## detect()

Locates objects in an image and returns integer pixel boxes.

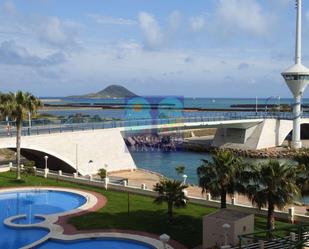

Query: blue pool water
[0,190,86,249]
[36,238,155,249]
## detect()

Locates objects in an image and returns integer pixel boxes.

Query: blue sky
[0,0,309,97]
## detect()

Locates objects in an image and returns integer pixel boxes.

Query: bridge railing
[0,112,306,138]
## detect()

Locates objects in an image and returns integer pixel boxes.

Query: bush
[98,168,107,180]
[175,165,185,175]
[22,161,35,176]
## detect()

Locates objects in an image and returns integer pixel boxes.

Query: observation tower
[282,0,309,149]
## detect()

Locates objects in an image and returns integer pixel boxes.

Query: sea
[41,97,304,119]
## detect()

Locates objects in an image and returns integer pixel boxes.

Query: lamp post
[104,163,108,177]
[159,234,170,249]
[104,163,109,190]
[88,160,93,177]
[182,174,187,185]
[278,96,281,113]
[44,155,49,178]
[222,223,231,246]
[265,96,275,114]
[255,96,258,115]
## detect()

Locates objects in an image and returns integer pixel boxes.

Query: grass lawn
[0,171,290,248]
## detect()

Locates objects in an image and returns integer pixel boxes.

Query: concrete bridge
[0,113,308,175]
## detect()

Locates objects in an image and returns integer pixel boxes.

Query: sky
[0,0,308,98]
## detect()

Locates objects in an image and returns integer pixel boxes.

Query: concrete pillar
[44,168,49,178]
[231,196,236,205]
[183,190,188,197]
[123,180,128,187]
[206,193,211,201]
[159,234,170,249]
[89,175,93,181]
[141,183,146,190]
[292,95,302,149]
[258,240,264,249]
[288,207,295,223]
[290,232,296,242]
[9,162,12,169]
[73,173,77,178]
[104,177,109,190]
[58,170,62,176]
[33,166,36,176]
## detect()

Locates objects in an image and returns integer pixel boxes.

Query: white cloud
[37,17,79,49]
[189,15,205,32]
[215,0,269,36]
[2,0,16,15]
[88,14,136,25]
[168,11,182,32]
[138,12,163,49]
[0,40,66,67]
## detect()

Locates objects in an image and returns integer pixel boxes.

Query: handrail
[0,112,308,138]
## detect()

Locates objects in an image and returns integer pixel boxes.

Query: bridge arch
[281,121,309,146]
[4,145,77,173]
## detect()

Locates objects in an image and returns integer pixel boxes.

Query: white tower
[282,0,309,149]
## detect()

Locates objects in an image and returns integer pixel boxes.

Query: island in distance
[68,84,138,99]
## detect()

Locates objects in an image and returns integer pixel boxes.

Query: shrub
[98,168,107,180]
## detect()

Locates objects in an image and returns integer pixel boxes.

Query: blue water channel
[0,190,86,249]
[130,149,211,184]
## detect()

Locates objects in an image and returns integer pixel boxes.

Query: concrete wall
[0,128,136,175]
[213,118,309,150]
[203,211,254,248]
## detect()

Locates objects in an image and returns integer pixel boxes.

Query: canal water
[129,149,211,185]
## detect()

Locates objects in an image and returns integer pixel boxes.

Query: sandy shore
[110,168,309,215]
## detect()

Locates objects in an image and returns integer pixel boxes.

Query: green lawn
[0,171,290,248]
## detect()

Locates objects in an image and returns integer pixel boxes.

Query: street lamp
[104,163,109,190]
[88,160,93,176]
[222,223,231,246]
[182,174,187,185]
[44,156,48,170]
[159,234,170,249]
[44,155,49,178]
[265,96,281,115]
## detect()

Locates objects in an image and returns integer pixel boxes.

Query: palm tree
[294,152,309,195]
[0,91,42,180]
[153,179,188,223]
[246,160,300,230]
[197,149,244,209]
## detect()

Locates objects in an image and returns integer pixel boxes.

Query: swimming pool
[36,238,156,249]
[0,188,86,249]
[0,187,172,249]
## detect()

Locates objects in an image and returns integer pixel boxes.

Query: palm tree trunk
[16,121,21,180]
[267,202,275,230]
[221,190,227,209]
[168,201,173,223]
